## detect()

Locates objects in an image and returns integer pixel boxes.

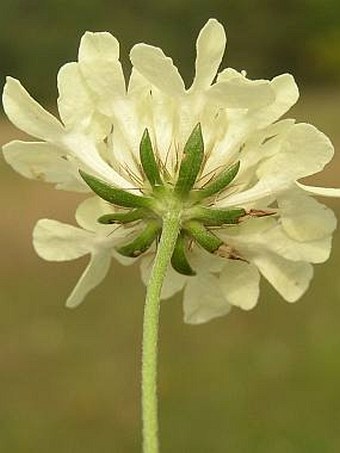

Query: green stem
[142,209,181,453]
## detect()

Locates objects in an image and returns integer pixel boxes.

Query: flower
[3,18,340,323]
[32,197,136,308]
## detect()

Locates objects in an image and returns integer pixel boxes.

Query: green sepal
[140,129,163,187]
[98,208,148,224]
[79,170,153,208]
[175,123,204,198]
[195,161,240,200]
[116,220,161,257]
[183,221,223,254]
[171,233,196,276]
[189,207,246,226]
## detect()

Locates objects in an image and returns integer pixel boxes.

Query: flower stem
[142,209,181,453]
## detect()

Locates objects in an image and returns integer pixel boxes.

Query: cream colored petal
[127,68,151,97]
[140,255,187,299]
[75,196,114,232]
[219,261,260,310]
[61,132,133,190]
[79,31,119,60]
[57,62,110,139]
[149,99,176,164]
[78,32,126,114]
[266,230,332,264]
[191,18,226,91]
[252,74,299,128]
[2,140,86,192]
[108,99,144,177]
[296,182,340,198]
[66,252,111,308]
[258,123,334,180]
[3,75,132,191]
[221,215,275,239]
[183,273,231,324]
[190,245,225,273]
[112,249,136,267]
[2,77,64,141]
[225,123,335,207]
[217,67,243,82]
[219,177,287,208]
[75,196,131,242]
[220,217,332,264]
[57,62,92,127]
[253,253,313,303]
[237,119,295,173]
[269,74,299,117]
[130,43,185,97]
[208,78,275,109]
[33,219,93,261]
[279,190,337,241]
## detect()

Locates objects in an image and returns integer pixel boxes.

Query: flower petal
[219,177,284,208]
[2,140,86,192]
[224,123,335,207]
[253,253,313,303]
[252,74,299,128]
[208,78,275,109]
[258,123,334,180]
[2,77,64,141]
[57,62,111,139]
[66,252,111,308]
[183,273,231,324]
[191,18,226,91]
[220,217,332,264]
[297,182,340,198]
[219,261,260,310]
[78,32,126,114]
[61,132,133,190]
[130,43,185,97]
[75,196,125,236]
[108,99,145,177]
[128,68,151,98]
[265,229,333,264]
[33,219,93,261]
[279,190,337,241]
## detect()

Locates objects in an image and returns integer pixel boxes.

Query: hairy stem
[142,209,181,453]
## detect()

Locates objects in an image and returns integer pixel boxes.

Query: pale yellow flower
[3,19,339,323]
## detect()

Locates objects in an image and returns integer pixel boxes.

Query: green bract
[116,220,161,257]
[80,123,255,275]
[140,129,163,188]
[79,170,153,208]
[194,161,241,200]
[174,123,204,198]
[171,233,196,276]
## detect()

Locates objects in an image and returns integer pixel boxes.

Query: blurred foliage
[1,0,340,102]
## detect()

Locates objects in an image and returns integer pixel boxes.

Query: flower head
[3,18,340,323]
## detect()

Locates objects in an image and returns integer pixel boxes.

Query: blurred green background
[1,1,340,452]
